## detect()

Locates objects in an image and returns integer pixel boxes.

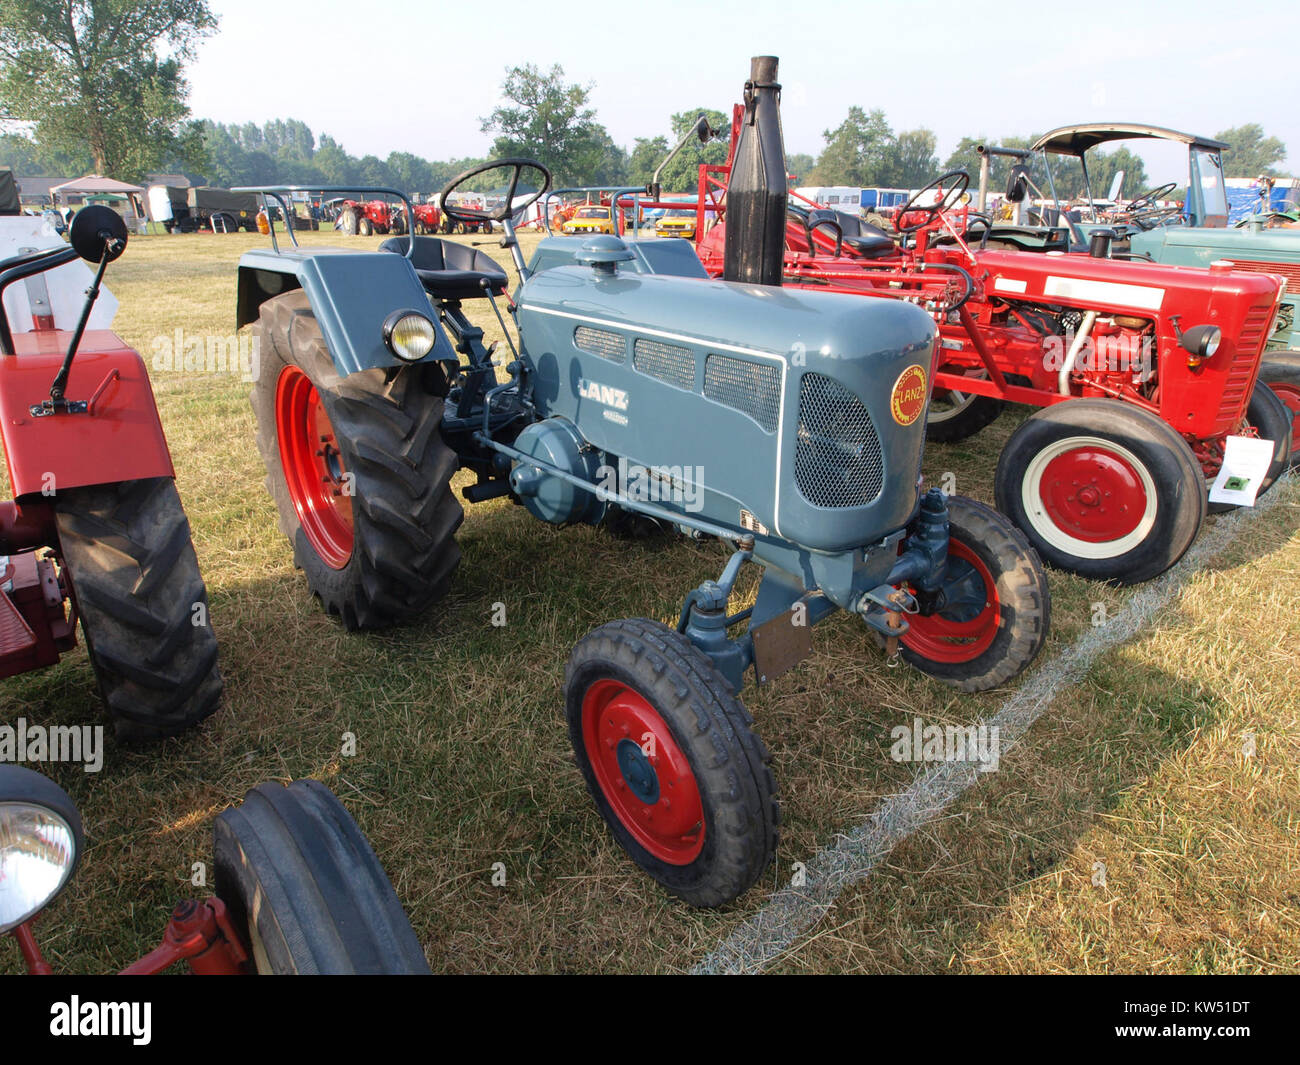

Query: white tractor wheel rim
[1020,435,1159,559]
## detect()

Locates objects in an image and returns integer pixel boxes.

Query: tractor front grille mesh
[574,326,627,363]
[633,338,695,390]
[794,372,884,508]
[703,355,781,432]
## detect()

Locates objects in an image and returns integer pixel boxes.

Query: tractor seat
[829,211,897,258]
[379,236,508,300]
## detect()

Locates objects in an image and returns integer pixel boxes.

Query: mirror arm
[48,244,112,403]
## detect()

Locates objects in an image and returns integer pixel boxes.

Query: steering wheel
[1124,182,1177,215]
[897,169,971,234]
[439,158,552,224]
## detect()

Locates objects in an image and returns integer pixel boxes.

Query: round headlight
[383,311,436,362]
[0,768,82,934]
[1179,324,1222,359]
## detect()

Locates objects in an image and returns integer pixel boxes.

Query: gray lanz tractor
[233,58,1050,906]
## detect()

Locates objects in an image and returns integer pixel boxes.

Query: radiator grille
[794,373,884,508]
[574,326,627,363]
[703,355,781,432]
[1221,258,1300,293]
[1217,305,1273,428]
[633,338,695,390]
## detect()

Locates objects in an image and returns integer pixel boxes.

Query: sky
[186,0,1299,184]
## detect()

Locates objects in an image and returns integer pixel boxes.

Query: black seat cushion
[379,236,508,300]
[803,208,898,259]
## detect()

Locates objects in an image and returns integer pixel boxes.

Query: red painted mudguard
[0,330,174,498]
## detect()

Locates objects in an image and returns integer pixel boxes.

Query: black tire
[252,291,463,629]
[1206,382,1292,513]
[925,370,1004,443]
[1257,351,1300,469]
[357,216,374,237]
[338,207,359,236]
[995,399,1205,584]
[213,779,430,974]
[53,477,222,741]
[565,618,778,908]
[899,495,1050,691]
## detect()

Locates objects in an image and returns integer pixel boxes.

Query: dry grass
[1,228,1297,974]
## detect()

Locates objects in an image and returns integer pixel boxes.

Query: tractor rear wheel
[214,779,430,974]
[994,399,1205,584]
[53,477,222,741]
[900,496,1049,691]
[251,291,462,629]
[1258,352,1300,469]
[338,207,359,236]
[565,618,778,908]
[925,369,1003,443]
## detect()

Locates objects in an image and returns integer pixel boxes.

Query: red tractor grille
[1217,305,1273,427]
[1221,258,1300,292]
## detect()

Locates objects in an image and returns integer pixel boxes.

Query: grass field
[2,228,1297,974]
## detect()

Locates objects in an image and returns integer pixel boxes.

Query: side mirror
[70,204,128,264]
[1005,165,1030,204]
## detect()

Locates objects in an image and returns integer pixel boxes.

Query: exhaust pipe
[723,56,787,287]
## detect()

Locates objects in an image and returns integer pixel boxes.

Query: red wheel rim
[581,678,705,865]
[1038,446,1148,543]
[902,541,1000,663]
[275,366,354,569]
[1268,382,1300,460]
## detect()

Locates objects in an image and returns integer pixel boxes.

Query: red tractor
[334,198,398,236]
[0,207,221,738]
[695,126,1299,584]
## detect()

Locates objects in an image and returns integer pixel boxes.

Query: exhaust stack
[723,56,787,287]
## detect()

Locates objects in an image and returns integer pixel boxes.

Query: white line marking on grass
[693,484,1292,975]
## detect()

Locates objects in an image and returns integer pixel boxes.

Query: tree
[785,152,815,184]
[0,0,217,180]
[1215,123,1288,177]
[480,63,618,186]
[880,128,939,187]
[808,107,894,186]
[628,135,670,187]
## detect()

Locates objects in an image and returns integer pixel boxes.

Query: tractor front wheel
[925,369,1003,443]
[357,216,374,237]
[213,779,430,973]
[53,477,222,741]
[565,618,778,908]
[1206,382,1292,513]
[995,399,1205,584]
[900,496,1049,691]
[1258,352,1300,469]
[252,291,463,629]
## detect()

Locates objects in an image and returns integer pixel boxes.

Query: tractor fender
[0,331,174,498]
[236,247,457,374]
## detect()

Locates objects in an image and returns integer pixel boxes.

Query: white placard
[0,216,118,333]
[1207,434,1277,506]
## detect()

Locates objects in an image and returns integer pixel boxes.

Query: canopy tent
[50,175,145,198]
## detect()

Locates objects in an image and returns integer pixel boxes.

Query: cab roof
[1030,124,1230,156]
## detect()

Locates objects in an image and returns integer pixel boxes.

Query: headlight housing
[0,767,83,934]
[382,310,436,362]
[1178,324,1222,359]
